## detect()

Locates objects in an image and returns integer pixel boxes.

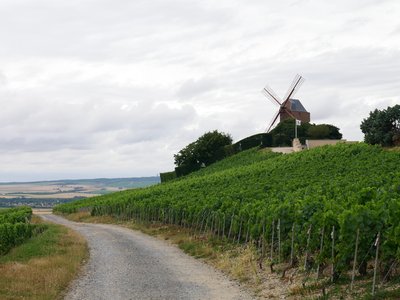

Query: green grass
[361,288,400,299]
[0,223,59,263]
[0,216,87,300]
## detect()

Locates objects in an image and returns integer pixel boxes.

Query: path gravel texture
[40,214,254,300]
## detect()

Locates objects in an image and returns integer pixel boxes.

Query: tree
[174,130,233,176]
[360,105,400,146]
[269,119,341,146]
[307,124,342,140]
[270,119,311,146]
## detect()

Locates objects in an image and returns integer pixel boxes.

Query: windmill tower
[262,74,310,132]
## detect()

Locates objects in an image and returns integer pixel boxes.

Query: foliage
[233,133,273,150]
[361,104,400,146]
[270,119,342,146]
[0,220,86,299]
[0,207,45,255]
[55,143,400,280]
[0,207,32,223]
[307,124,342,140]
[174,130,233,176]
[160,171,177,183]
[270,119,309,145]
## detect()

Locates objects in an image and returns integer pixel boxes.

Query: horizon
[0,175,161,185]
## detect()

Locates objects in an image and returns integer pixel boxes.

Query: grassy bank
[0,215,88,300]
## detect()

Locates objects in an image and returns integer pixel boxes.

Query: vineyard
[55,143,400,293]
[0,207,47,255]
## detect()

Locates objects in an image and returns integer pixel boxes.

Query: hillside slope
[56,143,400,276]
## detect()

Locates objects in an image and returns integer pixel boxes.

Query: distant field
[0,177,160,208]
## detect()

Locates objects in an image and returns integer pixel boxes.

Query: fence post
[237,218,243,244]
[222,214,225,238]
[278,218,281,264]
[245,219,250,244]
[317,227,325,279]
[270,219,275,261]
[228,214,234,240]
[372,232,380,296]
[331,225,335,282]
[350,228,360,291]
[216,213,220,237]
[290,223,295,266]
[304,224,312,270]
[260,220,266,268]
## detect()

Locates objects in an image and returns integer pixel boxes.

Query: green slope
[55,143,400,276]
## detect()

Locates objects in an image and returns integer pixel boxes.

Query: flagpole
[295,119,301,139]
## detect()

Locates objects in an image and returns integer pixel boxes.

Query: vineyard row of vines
[0,207,47,255]
[55,143,400,292]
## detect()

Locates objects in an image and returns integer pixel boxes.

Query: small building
[280,99,310,123]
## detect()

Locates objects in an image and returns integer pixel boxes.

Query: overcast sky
[1,0,399,182]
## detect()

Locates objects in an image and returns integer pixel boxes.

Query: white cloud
[0,0,399,181]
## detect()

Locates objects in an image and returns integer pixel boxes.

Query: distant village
[0,197,84,208]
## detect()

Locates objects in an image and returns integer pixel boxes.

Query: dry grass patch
[0,217,88,300]
[62,211,117,224]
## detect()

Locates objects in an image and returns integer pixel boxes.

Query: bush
[160,171,177,183]
[307,124,342,139]
[234,133,272,151]
[270,119,342,146]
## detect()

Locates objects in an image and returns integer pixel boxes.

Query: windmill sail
[262,74,310,132]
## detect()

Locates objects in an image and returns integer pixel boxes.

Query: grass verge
[0,215,88,300]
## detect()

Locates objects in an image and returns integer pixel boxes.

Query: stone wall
[305,139,345,149]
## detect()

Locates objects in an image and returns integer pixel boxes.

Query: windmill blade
[265,110,280,133]
[282,74,305,102]
[262,85,282,106]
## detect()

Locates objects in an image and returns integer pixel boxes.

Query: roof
[288,98,308,112]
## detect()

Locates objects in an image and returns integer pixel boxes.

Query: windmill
[262,74,310,133]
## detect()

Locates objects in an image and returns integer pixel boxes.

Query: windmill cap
[288,99,308,112]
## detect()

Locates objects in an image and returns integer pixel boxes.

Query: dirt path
[40,214,254,300]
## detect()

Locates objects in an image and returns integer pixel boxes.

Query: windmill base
[292,138,303,152]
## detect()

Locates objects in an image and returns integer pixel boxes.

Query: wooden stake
[261,221,266,266]
[331,225,335,282]
[228,214,234,240]
[304,224,312,270]
[222,214,226,238]
[270,219,275,261]
[372,232,380,296]
[350,228,360,291]
[290,223,295,267]
[237,218,243,244]
[216,214,220,237]
[317,227,324,279]
[278,218,281,264]
[245,219,250,244]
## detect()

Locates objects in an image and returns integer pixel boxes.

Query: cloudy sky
[1,0,399,182]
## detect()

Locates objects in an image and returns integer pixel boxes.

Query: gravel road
[40,214,254,300]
